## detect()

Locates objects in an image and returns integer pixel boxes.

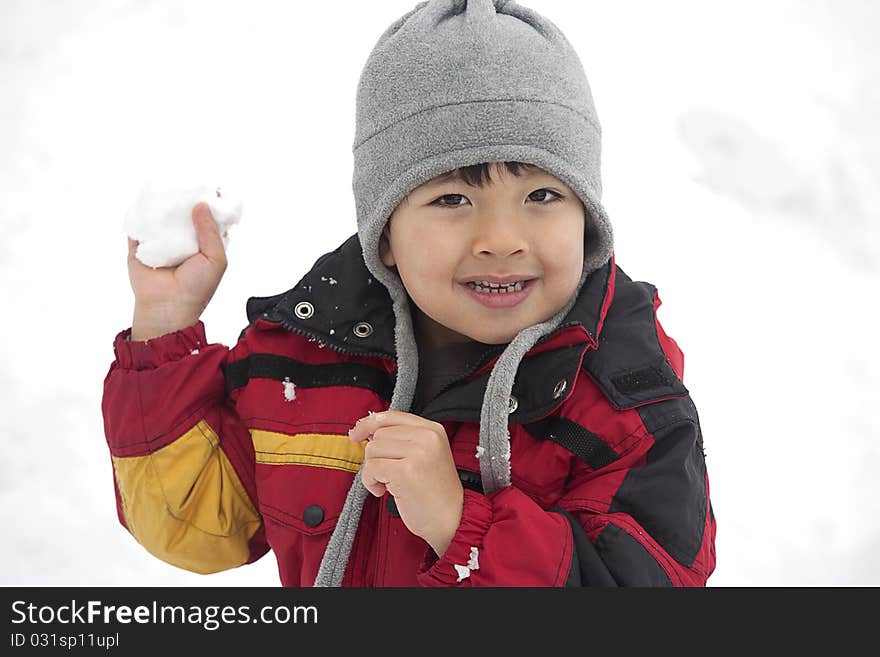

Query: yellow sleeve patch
[112,420,262,575]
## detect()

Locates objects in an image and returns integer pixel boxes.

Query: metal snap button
[553,379,568,399]
[294,301,314,320]
[302,504,324,528]
[508,395,518,414]
[353,321,373,338]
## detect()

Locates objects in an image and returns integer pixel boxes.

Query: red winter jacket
[102,235,716,586]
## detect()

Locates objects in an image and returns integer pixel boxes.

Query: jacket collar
[247,234,398,359]
[248,233,614,361]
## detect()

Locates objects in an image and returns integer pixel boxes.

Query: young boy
[104,0,716,586]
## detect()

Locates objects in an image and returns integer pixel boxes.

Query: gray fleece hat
[314,0,614,586]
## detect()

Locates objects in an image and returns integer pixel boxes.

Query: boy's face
[380,163,585,347]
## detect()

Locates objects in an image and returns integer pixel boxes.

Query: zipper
[272,316,397,363]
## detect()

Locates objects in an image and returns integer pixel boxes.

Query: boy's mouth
[459,278,536,308]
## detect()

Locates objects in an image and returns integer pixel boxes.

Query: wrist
[426,490,464,557]
[416,489,493,587]
[130,322,195,342]
[132,304,200,341]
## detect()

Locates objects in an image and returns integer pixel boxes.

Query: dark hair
[398,161,540,208]
[436,160,538,187]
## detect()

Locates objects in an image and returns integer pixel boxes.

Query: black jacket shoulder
[582,266,689,410]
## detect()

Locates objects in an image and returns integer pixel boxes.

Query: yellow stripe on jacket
[251,430,366,473]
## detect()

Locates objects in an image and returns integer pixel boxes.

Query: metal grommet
[353,321,373,338]
[294,301,314,319]
[553,379,568,399]
[508,395,518,414]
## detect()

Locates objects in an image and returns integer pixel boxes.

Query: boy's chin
[462,327,521,346]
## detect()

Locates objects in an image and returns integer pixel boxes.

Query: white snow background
[1,0,877,586]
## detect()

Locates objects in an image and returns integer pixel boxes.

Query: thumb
[192,202,226,264]
[127,237,139,261]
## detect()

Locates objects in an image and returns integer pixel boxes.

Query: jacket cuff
[113,321,207,370]
[416,488,492,587]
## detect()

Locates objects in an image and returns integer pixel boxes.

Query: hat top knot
[451,0,513,14]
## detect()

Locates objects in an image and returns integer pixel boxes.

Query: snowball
[124,180,243,268]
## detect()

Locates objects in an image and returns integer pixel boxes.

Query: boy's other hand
[127,202,228,340]
[349,410,464,557]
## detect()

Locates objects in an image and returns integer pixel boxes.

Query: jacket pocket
[252,428,365,535]
[254,458,361,585]
[256,463,358,537]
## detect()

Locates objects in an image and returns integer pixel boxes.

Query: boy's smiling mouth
[459,277,537,308]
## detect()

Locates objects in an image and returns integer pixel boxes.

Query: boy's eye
[431,189,563,208]
[527,189,562,203]
[433,193,469,208]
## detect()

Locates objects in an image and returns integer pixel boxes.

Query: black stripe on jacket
[222,353,393,401]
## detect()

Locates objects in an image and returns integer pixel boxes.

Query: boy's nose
[471,214,529,257]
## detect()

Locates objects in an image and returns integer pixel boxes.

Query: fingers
[348,410,441,443]
[363,431,411,460]
[192,202,227,267]
[352,411,444,499]
[361,458,392,497]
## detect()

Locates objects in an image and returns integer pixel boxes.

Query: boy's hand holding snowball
[124,182,243,341]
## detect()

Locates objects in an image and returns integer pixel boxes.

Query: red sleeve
[416,487,574,587]
[102,320,269,572]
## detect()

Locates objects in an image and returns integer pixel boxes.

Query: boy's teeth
[467,280,525,293]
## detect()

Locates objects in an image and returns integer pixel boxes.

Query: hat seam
[354,97,601,151]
